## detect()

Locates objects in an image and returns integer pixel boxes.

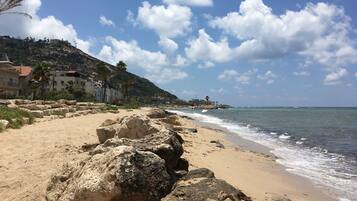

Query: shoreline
[0,107,340,200]
[176,113,338,201]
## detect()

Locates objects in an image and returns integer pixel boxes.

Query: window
[61,81,64,86]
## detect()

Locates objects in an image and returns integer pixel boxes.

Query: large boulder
[94,128,184,170]
[162,168,251,201]
[96,115,159,144]
[46,146,174,201]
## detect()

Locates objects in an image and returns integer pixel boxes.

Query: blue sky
[1,0,357,106]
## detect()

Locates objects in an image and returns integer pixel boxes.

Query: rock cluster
[46,109,251,201]
[3,99,108,121]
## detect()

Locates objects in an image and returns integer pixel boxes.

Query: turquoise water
[170,107,357,201]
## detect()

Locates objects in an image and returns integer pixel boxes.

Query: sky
[0,0,357,106]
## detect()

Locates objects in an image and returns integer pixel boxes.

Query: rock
[181,168,215,180]
[0,120,9,129]
[147,109,170,119]
[22,117,30,125]
[95,128,184,170]
[30,110,44,118]
[65,100,77,105]
[162,168,251,201]
[161,116,181,126]
[21,104,51,110]
[175,158,189,171]
[46,146,174,201]
[210,140,225,149]
[96,126,116,144]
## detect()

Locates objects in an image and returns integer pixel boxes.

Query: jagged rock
[147,109,169,119]
[175,158,189,171]
[0,120,9,129]
[162,168,251,201]
[20,104,51,110]
[46,146,174,201]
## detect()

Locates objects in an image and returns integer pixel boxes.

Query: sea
[169,107,357,201]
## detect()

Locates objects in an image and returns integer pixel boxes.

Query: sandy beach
[0,108,337,201]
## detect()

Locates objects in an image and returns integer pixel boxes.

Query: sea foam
[168,109,357,201]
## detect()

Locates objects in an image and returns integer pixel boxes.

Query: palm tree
[96,62,111,102]
[116,61,127,72]
[122,77,135,102]
[0,0,32,18]
[32,62,51,98]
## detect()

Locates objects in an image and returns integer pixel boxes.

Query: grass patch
[0,106,34,130]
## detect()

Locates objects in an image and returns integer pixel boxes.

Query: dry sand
[0,108,337,201]
[0,109,143,201]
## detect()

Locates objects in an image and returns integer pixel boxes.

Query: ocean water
[169,107,357,201]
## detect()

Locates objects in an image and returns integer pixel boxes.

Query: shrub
[0,106,34,130]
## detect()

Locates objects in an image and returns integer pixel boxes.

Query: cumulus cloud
[185,29,233,63]
[99,15,115,27]
[158,37,178,54]
[195,0,357,84]
[163,0,213,7]
[0,0,92,53]
[324,68,348,85]
[137,1,192,38]
[97,36,187,84]
[218,69,258,85]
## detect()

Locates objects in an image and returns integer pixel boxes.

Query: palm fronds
[0,0,32,18]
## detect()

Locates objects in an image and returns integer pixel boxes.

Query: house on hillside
[0,53,20,98]
[14,66,33,98]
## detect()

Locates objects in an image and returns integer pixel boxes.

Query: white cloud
[355,72,357,77]
[210,88,226,94]
[218,70,239,81]
[205,0,357,84]
[0,0,92,53]
[257,70,277,84]
[324,68,348,85]
[98,36,187,84]
[158,37,178,54]
[198,61,215,69]
[99,15,115,27]
[293,71,310,76]
[163,0,213,7]
[137,1,192,38]
[185,29,233,63]
[218,69,258,85]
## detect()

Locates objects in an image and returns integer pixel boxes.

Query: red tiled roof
[14,66,32,77]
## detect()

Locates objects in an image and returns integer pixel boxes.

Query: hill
[0,36,177,102]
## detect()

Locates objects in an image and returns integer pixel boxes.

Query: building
[14,66,33,98]
[50,71,87,92]
[0,53,20,98]
[50,71,123,103]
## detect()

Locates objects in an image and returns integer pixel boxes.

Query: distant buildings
[0,53,123,103]
[0,54,20,98]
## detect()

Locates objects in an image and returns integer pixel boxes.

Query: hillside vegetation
[0,36,177,102]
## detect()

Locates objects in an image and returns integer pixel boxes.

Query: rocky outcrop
[95,115,184,170]
[96,115,159,144]
[162,168,251,201]
[147,109,174,119]
[46,146,174,201]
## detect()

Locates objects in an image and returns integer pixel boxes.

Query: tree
[205,96,210,104]
[32,62,51,98]
[116,61,127,72]
[0,0,32,18]
[122,77,135,102]
[96,62,111,102]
